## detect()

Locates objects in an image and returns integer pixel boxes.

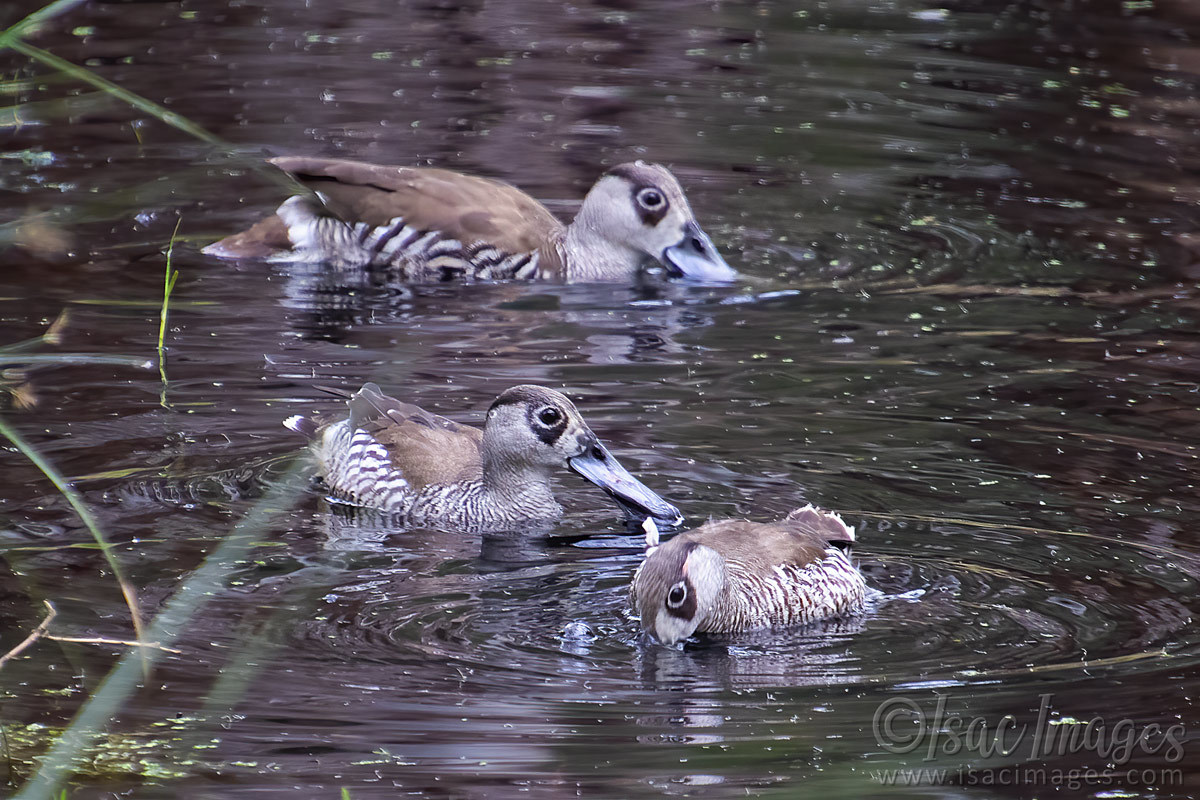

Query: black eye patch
[665,578,697,620]
[527,404,568,445]
[632,184,669,227]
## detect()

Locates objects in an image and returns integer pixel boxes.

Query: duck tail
[785,504,856,544]
[283,414,321,440]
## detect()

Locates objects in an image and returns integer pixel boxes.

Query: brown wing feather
[683,516,841,572]
[270,157,564,257]
[348,384,484,490]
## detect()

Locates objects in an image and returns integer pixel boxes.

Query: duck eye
[537,407,562,426]
[666,581,687,608]
[637,188,665,210]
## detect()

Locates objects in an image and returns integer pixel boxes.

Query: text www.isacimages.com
[870,765,1184,790]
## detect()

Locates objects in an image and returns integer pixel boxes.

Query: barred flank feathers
[276,199,541,282]
[711,548,865,633]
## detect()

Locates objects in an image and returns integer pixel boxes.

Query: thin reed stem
[0,600,56,670]
[0,0,89,47]
[158,218,182,408]
[11,463,308,800]
[5,39,226,147]
[0,419,146,654]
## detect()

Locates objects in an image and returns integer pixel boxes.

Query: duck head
[633,537,728,645]
[569,161,737,283]
[483,385,682,525]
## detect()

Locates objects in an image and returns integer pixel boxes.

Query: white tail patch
[283,414,318,439]
[275,196,319,249]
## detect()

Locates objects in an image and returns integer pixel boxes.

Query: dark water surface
[3,0,1200,797]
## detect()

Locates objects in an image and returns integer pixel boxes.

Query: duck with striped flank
[284,383,682,531]
[632,506,867,644]
[205,158,735,283]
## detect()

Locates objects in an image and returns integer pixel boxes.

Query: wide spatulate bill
[567,436,682,526]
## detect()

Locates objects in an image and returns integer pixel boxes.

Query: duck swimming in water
[285,383,682,531]
[632,507,867,644]
[206,159,736,283]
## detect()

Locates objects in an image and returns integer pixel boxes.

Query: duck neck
[560,217,646,282]
[479,457,561,519]
[703,562,744,631]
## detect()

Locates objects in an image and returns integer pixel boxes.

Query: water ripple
[257,510,1200,698]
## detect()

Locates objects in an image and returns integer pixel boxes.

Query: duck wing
[272,157,564,257]
[348,383,484,490]
[686,509,851,571]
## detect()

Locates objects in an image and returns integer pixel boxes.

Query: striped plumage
[204,158,736,283]
[285,383,682,531]
[631,506,867,644]
[273,196,540,281]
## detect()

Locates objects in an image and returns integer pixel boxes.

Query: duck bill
[662,221,737,283]
[568,438,683,525]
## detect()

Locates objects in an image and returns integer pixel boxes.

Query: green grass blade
[0,418,146,651]
[0,353,154,368]
[1,310,68,355]
[158,218,182,408]
[8,39,227,147]
[0,0,89,46]
[0,92,122,128]
[11,462,309,799]
[1,1,307,198]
